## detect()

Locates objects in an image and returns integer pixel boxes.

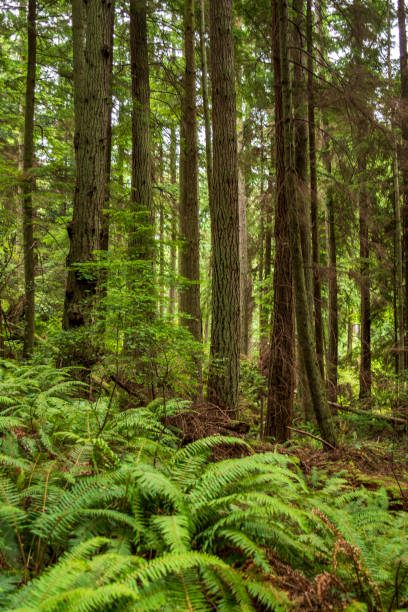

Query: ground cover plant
[0,361,407,611]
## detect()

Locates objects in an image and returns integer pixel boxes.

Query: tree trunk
[129,0,153,266]
[259,117,273,351]
[278,0,336,447]
[292,0,312,306]
[199,0,212,208]
[237,88,250,357]
[324,152,338,403]
[398,0,408,369]
[169,126,177,316]
[179,0,202,342]
[22,0,37,359]
[207,0,240,416]
[358,152,371,399]
[291,0,314,421]
[265,0,295,442]
[63,0,113,352]
[99,2,114,332]
[306,0,324,377]
[394,148,405,383]
[199,0,212,343]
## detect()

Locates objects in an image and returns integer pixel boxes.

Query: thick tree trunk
[179,0,202,342]
[306,0,324,377]
[63,0,112,349]
[292,0,313,420]
[129,0,153,265]
[398,0,408,369]
[265,0,295,442]
[99,3,114,332]
[207,0,240,415]
[22,0,37,359]
[278,0,336,447]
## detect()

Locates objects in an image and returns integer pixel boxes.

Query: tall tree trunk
[169,126,177,316]
[398,0,408,369]
[306,0,324,377]
[199,0,213,343]
[128,0,153,294]
[324,151,338,403]
[259,117,269,350]
[265,0,295,442]
[358,152,371,398]
[63,0,113,350]
[179,0,202,342]
[199,0,212,208]
[237,85,250,357]
[292,0,313,420]
[207,0,240,415]
[22,0,37,359]
[71,0,86,148]
[238,140,249,356]
[278,0,336,447]
[394,150,405,382]
[99,2,114,332]
[292,0,312,305]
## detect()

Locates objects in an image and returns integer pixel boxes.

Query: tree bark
[179,0,202,342]
[207,0,240,415]
[169,126,177,316]
[278,0,336,447]
[394,150,405,381]
[306,0,324,377]
[237,87,250,356]
[63,0,113,349]
[99,2,114,331]
[22,0,37,359]
[292,0,312,307]
[129,0,153,265]
[259,118,271,350]
[358,153,371,399]
[265,0,295,442]
[292,0,314,421]
[324,150,338,403]
[398,0,408,369]
[199,0,212,208]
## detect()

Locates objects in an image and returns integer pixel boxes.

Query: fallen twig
[287,426,336,450]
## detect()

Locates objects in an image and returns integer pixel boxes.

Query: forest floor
[165,398,408,610]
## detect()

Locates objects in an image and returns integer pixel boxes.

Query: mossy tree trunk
[63,0,113,362]
[265,0,295,442]
[278,0,337,447]
[306,0,324,378]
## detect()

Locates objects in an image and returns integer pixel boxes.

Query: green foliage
[0,360,407,610]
